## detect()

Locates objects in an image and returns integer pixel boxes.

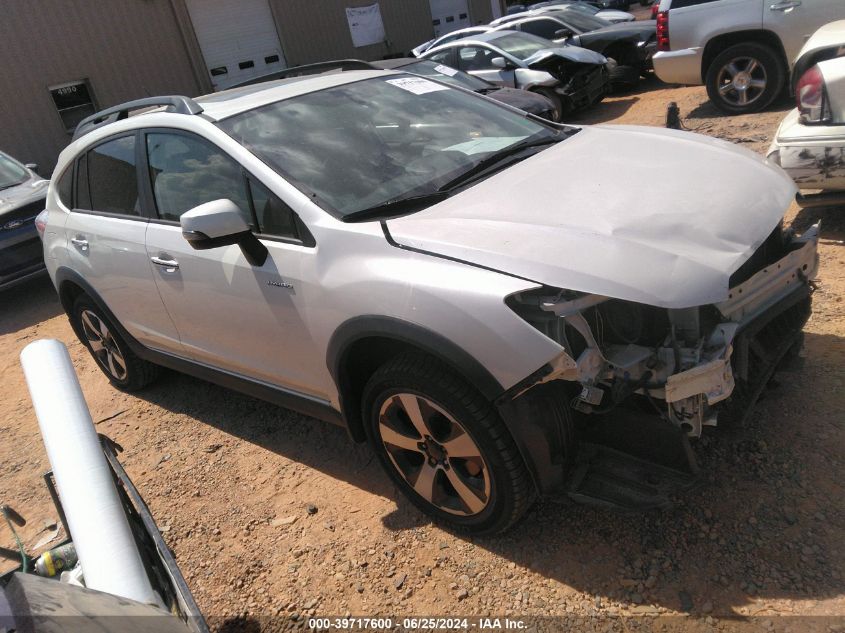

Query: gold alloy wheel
[80,309,128,381]
[378,392,491,516]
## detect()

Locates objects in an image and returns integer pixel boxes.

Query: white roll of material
[20,339,161,607]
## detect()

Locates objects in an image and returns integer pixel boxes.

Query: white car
[768,20,845,204]
[411,26,492,58]
[40,69,818,533]
[652,0,845,113]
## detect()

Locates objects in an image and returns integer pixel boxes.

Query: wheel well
[337,337,433,442]
[58,280,87,341]
[701,30,787,82]
[603,42,638,67]
[59,280,85,314]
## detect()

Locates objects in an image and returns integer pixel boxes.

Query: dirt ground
[2,75,844,632]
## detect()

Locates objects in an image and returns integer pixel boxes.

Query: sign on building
[49,81,97,133]
[346,3,386,48]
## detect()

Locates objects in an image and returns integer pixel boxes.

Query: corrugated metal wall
[267,0,501,66]
[0,0,207,173]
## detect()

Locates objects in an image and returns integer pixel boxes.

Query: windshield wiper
[436,136,561,192]
[341,135,563,223]
[341,190,450,223]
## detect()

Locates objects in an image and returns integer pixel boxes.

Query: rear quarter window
[56,165,73,208]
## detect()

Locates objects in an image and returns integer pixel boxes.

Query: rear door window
[82,136,140,215]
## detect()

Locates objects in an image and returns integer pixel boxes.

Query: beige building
[1,0,504,173]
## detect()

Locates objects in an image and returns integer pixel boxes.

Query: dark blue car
[0,151,48,291]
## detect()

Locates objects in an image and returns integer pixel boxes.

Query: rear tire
[362,353,535,535]
[608,60,641,89]
[705,42,785,114]
[71,294,160,391]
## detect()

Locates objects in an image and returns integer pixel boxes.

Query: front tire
[71,294,160,391]
[362,353,535,534]
[531,87,563,122]
[705,42,785,114]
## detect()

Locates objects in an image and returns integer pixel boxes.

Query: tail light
[35,209,49,239]
[796,64,831,124]
[656,11,669,52]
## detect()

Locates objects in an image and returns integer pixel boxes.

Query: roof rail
[72,96,204,141]
[229,59,375,89]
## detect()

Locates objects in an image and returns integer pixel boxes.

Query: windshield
[220,75,557,218]
[489,33,553,60]
[0,153,29,190]
[402,60,492,91]
[556,11,609,31]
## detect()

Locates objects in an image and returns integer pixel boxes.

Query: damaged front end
[500,222,818,508]
[520,49,610,112]
[506,222,819,438]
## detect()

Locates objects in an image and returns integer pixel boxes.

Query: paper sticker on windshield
[386,77,449,95]
[434,64,459,77]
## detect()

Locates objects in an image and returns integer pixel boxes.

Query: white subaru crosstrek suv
[652,0,845,114]
[39,69,819,533]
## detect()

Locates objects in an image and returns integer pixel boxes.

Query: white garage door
[429,0,471,38]
[185,0,286,91]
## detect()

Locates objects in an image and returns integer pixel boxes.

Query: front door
[140,129,325,398]
[63,133,182,353]
[455,45,517,86]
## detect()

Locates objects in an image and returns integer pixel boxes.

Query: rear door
[63,133,183,352]
[764,0,845,66]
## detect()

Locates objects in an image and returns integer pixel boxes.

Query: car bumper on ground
[767,108,845,192]
[652,47,702,85]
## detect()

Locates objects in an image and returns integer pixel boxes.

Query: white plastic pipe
[20,339,160,606]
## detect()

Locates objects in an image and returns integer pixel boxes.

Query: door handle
[769,1,801,10]
[71,237,88,251]
[150,255,179,272]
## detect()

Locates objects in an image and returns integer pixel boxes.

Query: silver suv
[41,69,819,533]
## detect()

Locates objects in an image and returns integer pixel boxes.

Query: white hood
[385,125,796,309]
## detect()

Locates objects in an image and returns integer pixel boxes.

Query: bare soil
[2,78,844,631]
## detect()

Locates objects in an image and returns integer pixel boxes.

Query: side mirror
[491,56,512,69]
[554,28,574,39]
[25,163,39,174]
[180,199,268,266]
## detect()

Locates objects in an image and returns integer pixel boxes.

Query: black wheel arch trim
[54,266,343,426]
[327,315,507,436]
